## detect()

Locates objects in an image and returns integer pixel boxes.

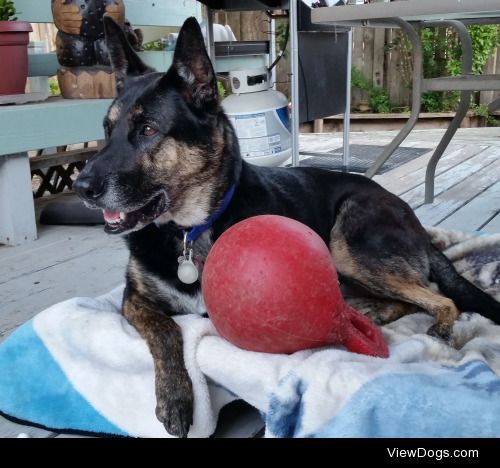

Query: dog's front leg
[123,288,193,438]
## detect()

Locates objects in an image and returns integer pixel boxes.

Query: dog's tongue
[103,210,122,224]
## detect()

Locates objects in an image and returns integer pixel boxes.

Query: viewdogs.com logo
[387,448,479,461]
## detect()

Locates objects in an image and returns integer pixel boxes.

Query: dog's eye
[141,125,158,137]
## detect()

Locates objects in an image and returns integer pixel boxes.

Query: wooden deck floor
[301,127,500,234]
[1,127,499,437]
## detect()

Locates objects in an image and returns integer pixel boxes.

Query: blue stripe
[276,106,291,132]
[309,361,500,438]
[0,321,127,436]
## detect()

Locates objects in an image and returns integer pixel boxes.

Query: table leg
[423,20,473,203]
[365,17,423,178]
[290,0,300,167]
[487,96,500,112]
[0,153,37,246]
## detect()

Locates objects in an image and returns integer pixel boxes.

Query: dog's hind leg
[331,235,460,341]
[123,287,193,438]
[344,294,418,326]
[341,282,418,324]
[370,278,459,340]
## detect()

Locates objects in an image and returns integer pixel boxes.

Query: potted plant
[0,0,32,95]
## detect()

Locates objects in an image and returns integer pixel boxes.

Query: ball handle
[339,305,389,358]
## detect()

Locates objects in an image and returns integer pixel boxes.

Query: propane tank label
[230,113,283,158]
[232,113,267,139]
[227,107,291,161]
[237,135,282,158]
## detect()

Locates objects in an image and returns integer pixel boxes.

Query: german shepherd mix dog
[74,17,500,437]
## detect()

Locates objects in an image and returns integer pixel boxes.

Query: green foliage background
[0,0,17,21]
[352,24,500,118]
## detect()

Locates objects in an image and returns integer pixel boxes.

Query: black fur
[429,246,500,320]
[74,17,500,437]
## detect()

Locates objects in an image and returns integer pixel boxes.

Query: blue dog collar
[154,184,236,242]
[183,185,236,242]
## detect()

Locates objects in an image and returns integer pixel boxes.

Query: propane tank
[222,68,291,167]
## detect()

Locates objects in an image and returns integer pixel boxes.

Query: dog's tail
[429,245,500,324]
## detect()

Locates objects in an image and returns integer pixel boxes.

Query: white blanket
[1,228,500,437]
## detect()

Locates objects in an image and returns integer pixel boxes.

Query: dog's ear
[170,17,218,109]
[104,16,153,91]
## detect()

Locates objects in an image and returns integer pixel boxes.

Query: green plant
[420,90,461,113]
[368,87,392,113]
[447,25,500,76]
[217,80,225,99]
[275,20,289,58]
[49,77,60,97]
[470,103,500,127]
[0,0,17,21]
[351,67,393,113]
[142,39,165,51]
[389,25,500,113]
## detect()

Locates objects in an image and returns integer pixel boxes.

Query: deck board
[0,223,128,340]
[438,180,500,232]
[482,212,500,233]
[415,157,500,228]
[375,144,486,196]
[399,146,500,209]
[0,416,56,438]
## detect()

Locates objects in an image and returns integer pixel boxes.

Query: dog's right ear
[104,16,153,91]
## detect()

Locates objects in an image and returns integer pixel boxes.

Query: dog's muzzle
[73,174,106,203]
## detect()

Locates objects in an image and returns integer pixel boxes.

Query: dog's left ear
[171,17,218,109]
[104,16,154,91]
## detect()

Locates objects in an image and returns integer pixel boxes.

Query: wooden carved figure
[52,0,125,98]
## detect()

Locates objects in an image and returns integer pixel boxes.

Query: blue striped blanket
[1,228,500,437]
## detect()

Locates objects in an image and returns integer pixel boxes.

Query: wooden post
[217,11,242,40]
[313,119,324,133]
[372,28,385,88]
[0,154,37,245]
[480,47,499,109]
[240,11,268,40]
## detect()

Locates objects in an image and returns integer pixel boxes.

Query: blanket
[1,228,500,437]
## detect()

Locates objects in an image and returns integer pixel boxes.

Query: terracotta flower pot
[0,21,33,96]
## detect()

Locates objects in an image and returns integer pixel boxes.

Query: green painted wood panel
[139,50,175,72]
[28,53,59,77]
[28,51,176,77]
[4,50,266,155]
[16,0,201,27]
[0,98,110,155]
[28,49,266,76]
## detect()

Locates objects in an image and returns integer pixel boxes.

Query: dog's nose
[73,175,105,201]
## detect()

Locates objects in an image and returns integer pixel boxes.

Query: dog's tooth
[120,212,126,221]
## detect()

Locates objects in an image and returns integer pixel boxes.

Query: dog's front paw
[156,393,194,438]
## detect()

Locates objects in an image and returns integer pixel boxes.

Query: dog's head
[74,17,236,234]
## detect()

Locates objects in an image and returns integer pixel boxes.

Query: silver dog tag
[177,249,199,284]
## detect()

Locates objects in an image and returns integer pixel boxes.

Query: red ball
[202,215,388,357]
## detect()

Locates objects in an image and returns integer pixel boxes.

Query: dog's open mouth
[102,193,167,234]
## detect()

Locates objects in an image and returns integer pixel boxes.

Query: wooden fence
[352,27,413,110]
[351,27,500,111]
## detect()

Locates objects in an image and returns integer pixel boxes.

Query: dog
[74,16,500,437]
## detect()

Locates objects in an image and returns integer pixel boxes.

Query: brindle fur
[74,17,500,437]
